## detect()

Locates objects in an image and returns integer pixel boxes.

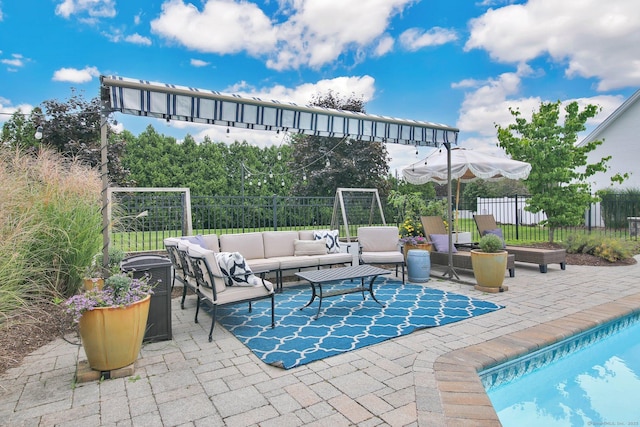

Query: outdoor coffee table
[295,265,391,319]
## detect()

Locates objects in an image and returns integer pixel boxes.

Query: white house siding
[579,90,640,191]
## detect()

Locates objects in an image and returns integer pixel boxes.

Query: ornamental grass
[0,147,102,317]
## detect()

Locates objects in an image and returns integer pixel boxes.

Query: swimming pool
[481,313,640,426]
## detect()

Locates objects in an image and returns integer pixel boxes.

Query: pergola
[98,75,460,265]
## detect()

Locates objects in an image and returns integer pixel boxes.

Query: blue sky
[1,0,639,174]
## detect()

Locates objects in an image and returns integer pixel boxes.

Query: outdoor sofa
[165,230,353,293]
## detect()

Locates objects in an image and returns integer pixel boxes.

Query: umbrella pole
[455,179,460,242]
[444,143,459,280]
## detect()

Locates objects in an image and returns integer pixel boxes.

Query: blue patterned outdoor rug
[215,278,503,369]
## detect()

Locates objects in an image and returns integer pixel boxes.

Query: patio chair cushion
[430,234,458,253]
[482,228,506,248]
[313,229,340,253]
[294,239,327,256]
[182,234,206,248]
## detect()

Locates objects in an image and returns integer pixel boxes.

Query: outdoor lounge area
[3,256,640,425]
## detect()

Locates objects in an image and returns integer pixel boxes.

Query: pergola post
[100,98,110,272]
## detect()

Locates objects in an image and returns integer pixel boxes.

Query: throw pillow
[215,252,267,288]
[182,234,206,248]
[313,229,340,253]
[483,228,507,248]
[429,234,458,253]
[294,239,328,256]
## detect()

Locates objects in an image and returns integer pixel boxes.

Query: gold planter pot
[79,295,151,371]
[82,277,104,291]
[470,250,508,292]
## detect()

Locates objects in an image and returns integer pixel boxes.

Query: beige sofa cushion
[263,231,299,258]
[358,226,400,252]
[219,232,265,260]
[294,239,327,256]
[298,230,315,240]
[201,234,220,252]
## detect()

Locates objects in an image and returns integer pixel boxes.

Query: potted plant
[470,233,508,292]
[399,217,431,260]
[81,247,126,291]
[65,273,155,371]
[82,254,104,291]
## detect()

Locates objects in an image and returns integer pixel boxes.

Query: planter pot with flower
[399,217,431,260]
[81,248,126,292]
[65,273,154,371]
[400,235,432,261]
[471,233,508,292]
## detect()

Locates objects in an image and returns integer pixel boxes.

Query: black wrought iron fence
[109,192,640,252]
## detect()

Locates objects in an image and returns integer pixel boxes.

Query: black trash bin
[121,254,172,342]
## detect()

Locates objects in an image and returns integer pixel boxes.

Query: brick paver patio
[2,259,639,426]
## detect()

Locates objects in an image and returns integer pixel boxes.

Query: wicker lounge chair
[420,216,515,277]
[473,214,566,273]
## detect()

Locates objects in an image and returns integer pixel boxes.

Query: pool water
[484,315,640,426]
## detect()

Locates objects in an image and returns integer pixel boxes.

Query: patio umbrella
[401,147,531,278]
[403,147,531,219]
[403,147,532,185]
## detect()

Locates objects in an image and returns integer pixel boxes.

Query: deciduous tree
[290,91,390,197]
[497,101,626,242]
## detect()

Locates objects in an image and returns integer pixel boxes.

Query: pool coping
[435,291,640,425]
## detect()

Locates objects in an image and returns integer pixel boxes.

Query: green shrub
[479,234,504,253]
[564,233,632,262]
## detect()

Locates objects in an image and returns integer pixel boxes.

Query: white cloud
[1,53,27,71]
[0,102,38,124]
[1,58,23,68]
[374,35,395,57]
[453,64,627,151]
[190,58,210,67]
[52,66,100,83]
[55,0,116,19]
[465,0,640,91]
[268,0,414,70]
[151,0,277,56]
[150,0,415,70]
[455,63,538,137]
[124,33,152,45]
[399,27,458,51]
